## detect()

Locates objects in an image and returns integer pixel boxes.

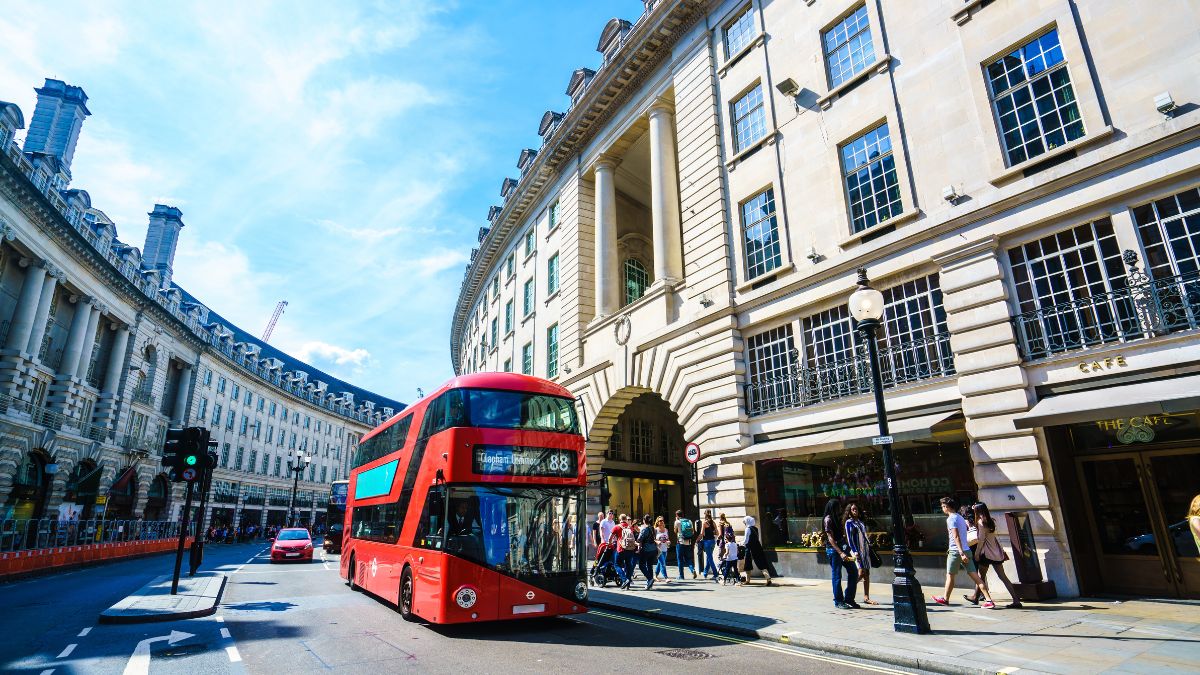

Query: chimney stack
[23,78,90,180]
[143,205,184,286]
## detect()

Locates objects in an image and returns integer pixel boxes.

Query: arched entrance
[4,451,51,521]
[63,459,101,520]
[106,466,138,520]
[143,475,169,520]
[592,392,689,521]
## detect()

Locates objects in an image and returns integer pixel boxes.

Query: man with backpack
[636,515,658,590]
[611,514,638,589]
[673,509,697,579]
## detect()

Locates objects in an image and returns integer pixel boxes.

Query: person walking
[697,510,718,579]
[612,514,637,589]
[673,510,697,579]
[933,496,995,608]
[965,503,1022,608]
[843,501,877,605]
[739,515,776,585]
[637,515,658,590]
[653,516,671,582]
[599,510,617,550]
[720,532,739,584]
[823,498,859,609]
[590,511,603,556]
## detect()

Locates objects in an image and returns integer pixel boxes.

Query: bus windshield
[443,485,583,576]
[462,389,579,434]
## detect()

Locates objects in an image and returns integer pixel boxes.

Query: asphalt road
[2,542,919,674]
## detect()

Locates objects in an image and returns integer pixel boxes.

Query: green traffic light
[186,455,197,465]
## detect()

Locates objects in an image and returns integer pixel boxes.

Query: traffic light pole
[171,480,194,595]
[188,453,215,576]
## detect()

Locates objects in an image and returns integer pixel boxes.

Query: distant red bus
[340,373,587,623]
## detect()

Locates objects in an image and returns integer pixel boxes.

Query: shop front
[752,438,977,586]
[1030,379,1200,599]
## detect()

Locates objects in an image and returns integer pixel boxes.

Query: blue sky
[0,0,646,403]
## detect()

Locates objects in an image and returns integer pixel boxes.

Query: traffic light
[163,427,211,483]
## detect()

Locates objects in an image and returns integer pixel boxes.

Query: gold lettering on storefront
[1095,412,1188,444]
[1078,355,1127,373]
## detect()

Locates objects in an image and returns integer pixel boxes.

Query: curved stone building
[450,0,1200,598]
[0,79,401,532]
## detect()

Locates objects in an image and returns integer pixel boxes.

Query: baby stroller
[591,541,621,587]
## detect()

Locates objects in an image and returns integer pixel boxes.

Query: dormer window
[538,111,564,139]
[501,177,518,199]
[597,18,633,64]
[566,68,596,106]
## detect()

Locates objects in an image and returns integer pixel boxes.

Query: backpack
[679,519,694,540]
[620,526,639,551]
[637,524,656,548]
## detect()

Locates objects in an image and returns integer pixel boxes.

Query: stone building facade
[0,79,401,533]
[451,0,1200,597]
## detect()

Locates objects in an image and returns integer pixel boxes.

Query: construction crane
[261,300,288,342]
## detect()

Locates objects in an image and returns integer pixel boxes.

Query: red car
[270,528,314,563]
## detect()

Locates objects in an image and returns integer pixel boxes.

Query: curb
[98,574,227,625]
[589,598,998,675]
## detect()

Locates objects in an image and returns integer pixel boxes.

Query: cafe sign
[1094,411,1191,444]
[1077,355,1127,373]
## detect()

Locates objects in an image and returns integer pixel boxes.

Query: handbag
[868,546,882,569]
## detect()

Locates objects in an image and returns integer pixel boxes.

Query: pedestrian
[653,516,672,582]
[590,511,603,555]
[965,503,1022,608]
[932,496,995,608]
[843,501,878,605]
[739,515,776,585]
[716,513,733,567]
[600,510,617,552]
[1190,494,1200,555]
[721,532,739,584]
[637,515,657,589]
[613,514,638,589]
[823,497,858,609]
[697,510,718,579]
[673,509,697,579]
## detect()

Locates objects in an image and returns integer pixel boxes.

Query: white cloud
[307,77,439,143]
[171,240,282,333]
[414,250,469,278]
[293,341,372,367]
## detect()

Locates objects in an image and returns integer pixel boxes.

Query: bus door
[413,486,448,613]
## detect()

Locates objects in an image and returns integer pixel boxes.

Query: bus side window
[416,487,445,550]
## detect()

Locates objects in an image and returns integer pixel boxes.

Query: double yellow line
[586,609,912,674]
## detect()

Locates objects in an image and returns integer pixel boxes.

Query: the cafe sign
[1094,412,1191,444]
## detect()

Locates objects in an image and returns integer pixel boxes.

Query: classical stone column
[75,304,102,380]
[58,296,95,378]
[102,325,131,394]
[648,100,683,286]
[25,265,62,357]
[5,260,48,352]
[172,364,192,424]
[593,156,620,316]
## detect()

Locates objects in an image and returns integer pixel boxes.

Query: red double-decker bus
[340,373,587,623]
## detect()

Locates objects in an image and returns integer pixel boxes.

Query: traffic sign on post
[685,442,701,464]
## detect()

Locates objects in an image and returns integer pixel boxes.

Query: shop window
[754,442,976,551]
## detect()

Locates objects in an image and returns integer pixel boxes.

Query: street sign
[95,495,107,505]
[685,442,701,464]
[872,435,894,445]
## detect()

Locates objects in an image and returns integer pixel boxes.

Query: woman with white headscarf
[739,515,777,586]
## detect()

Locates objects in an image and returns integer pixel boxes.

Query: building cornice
[449,0,714,373]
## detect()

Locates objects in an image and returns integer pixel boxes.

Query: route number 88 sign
[474,445,579,477]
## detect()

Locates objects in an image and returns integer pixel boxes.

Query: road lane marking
[40,669,54,674]
[215,616,224,622]
[56,644,76,659]
[225,646,242,663]
[122,631,193,675]
[220,628,231,639]
[77,627,92,637]
[587,610,911,674]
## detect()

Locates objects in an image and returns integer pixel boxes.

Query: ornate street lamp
[849,267,931,634]
[286,449,311,528]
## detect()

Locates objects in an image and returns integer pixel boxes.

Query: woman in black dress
[739,515,777,585]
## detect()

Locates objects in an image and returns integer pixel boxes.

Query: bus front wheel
[398,567,416,621]
[347,554,358,591]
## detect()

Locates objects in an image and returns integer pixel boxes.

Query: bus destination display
[473,445,577,477]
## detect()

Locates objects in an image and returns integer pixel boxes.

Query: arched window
[623,258,648,305]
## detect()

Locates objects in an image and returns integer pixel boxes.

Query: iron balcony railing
[0,392,111,442]
[130,386,155,407]
[0,518,190,552]
[1012,250,1200,361]
[746,331,955,416]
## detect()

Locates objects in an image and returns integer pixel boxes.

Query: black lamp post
[286,449,311,528]
[849,267,931,634]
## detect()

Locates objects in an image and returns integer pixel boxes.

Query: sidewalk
[99,571,226,624]
[589,575,1200,674]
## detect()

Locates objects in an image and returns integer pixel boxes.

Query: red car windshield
[277,531,309,541]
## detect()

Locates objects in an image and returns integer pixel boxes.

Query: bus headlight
[574,581,587,601]
[455,586,478,609]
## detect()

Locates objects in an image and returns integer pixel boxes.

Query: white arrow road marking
[121,630,194,675]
